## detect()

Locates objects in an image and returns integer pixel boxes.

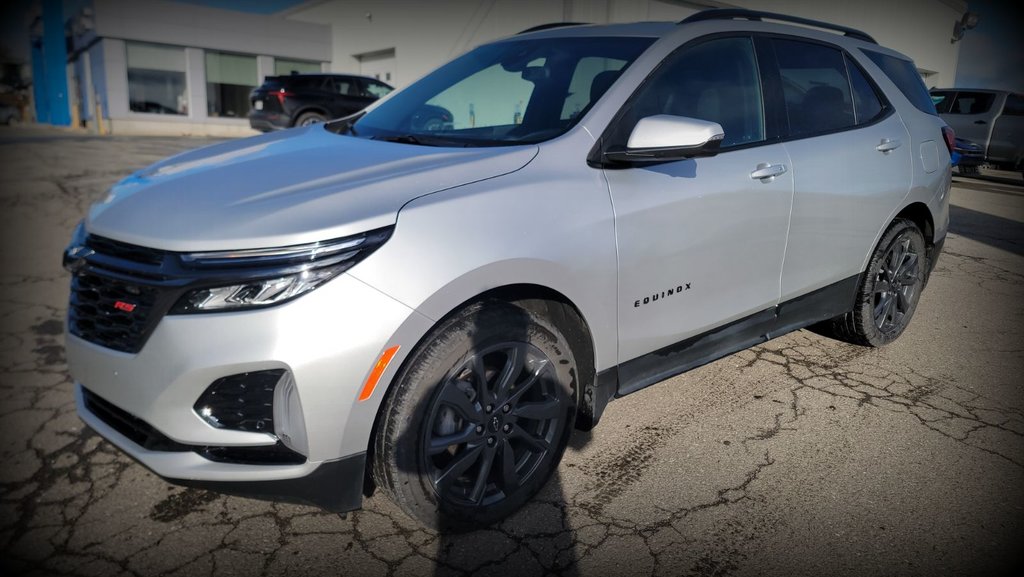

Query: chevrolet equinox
[64,9,952,529]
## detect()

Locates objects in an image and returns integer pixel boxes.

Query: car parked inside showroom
[65,9,951,529]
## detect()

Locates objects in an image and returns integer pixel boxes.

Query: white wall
[288,0,564,87]
[93,0,332,62]
[725,0,966,88]
[289,0,966,89]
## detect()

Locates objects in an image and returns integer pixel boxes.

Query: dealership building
[32,0,969,136]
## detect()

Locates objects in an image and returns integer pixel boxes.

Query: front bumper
[69,271,432,506]
[76,384,366,511]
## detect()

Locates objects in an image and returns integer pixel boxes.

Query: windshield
[337,36,655,146]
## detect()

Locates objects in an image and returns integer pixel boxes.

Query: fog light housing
[194,370,284,434]
[273,371,309,456]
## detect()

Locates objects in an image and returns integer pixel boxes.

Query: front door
[602,36,793,390]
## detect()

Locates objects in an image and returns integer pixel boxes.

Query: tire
[295,112,326,127]
[829,218,926,347]
[372,301,577,530]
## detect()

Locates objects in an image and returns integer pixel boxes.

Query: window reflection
[127,42,187,115]
[206,52,257,118]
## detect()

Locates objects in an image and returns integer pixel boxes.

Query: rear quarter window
[1001,94,1024,116]
[861,49,936,116]
[930,90,955,113]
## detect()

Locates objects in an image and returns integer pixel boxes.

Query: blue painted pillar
[31,34,49,123]
[41,0,71,125]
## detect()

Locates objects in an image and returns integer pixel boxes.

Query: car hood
[86,125,539,251]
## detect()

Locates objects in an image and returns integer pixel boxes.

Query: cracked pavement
[1,128,1021,576]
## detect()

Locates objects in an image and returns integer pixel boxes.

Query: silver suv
[64,9,951,528]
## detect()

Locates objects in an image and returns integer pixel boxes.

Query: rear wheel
[829,218,926,347]
[372,302,577,529]
[295,112,326,127]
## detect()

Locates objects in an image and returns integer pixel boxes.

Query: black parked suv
[248,73,394,132]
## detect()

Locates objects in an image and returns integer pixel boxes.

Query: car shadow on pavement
[948,204,1024,257]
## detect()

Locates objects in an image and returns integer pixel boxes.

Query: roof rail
[517,22,588,35]
[679,9,877,44]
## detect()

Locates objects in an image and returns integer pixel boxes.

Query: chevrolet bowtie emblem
[63,245,95,273]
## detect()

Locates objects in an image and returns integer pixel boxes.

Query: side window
[290,76,326,91]
[846,55,885,124]
[614,36,764,148]
[364,80,393,98]
[773,39,854,137]
[862,49,937,116]
[949,91,996,115]
[1004,94,1024,116]
[333,77,357,96]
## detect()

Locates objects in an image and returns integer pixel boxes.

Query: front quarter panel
[348,130,619,378]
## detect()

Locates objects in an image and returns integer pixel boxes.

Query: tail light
[941,125,955,156]
[274,89,294,106]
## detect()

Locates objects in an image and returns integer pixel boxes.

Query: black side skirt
[604,273,862,399]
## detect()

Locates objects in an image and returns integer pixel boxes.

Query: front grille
[69,272,160,353]
[67,235,175,354]
[83,387,306,465]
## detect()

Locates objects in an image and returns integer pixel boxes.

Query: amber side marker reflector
[358,345,400,402]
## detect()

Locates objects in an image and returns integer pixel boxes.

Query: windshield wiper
[370,134,471,147]
[372,134,428,145]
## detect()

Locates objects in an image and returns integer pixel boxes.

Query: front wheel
[829,218,926,347]
[372,302,577,529]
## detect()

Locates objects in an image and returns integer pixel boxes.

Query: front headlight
[170,227,392,313]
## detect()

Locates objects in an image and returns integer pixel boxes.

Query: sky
[953,0,1024,91]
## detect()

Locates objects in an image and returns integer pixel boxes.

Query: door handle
[974,120,987,125]
[750,162,787,182]
[876,138,902,153]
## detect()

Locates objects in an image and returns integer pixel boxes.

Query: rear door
[939,90,999,152]
[604,36,793,383]
[769,37,913,300]
[989,93,1024,166]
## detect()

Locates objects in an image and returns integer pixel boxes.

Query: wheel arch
[291,107,329,126]
[360,283,601,497]
[894,201,934,246]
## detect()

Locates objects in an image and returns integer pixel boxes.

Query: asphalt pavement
[0,128,1021,577]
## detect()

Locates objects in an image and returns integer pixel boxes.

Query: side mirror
[604,115,724,163]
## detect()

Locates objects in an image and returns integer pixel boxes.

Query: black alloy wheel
[373,302,578,529]
[828,218,927,347]
[422,341,566,507]
[871,231,921,334]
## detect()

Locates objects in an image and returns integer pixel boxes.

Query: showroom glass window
[126,42,187,115]
[206,52,257,118]
[274,59,320,76]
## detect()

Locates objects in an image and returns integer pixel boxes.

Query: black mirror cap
[601,138,722,166]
